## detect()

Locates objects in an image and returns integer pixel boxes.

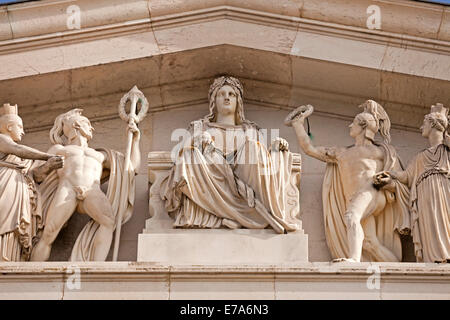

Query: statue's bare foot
[434,259,449,264]
[284,105,314,127]
[222,218,241,230]
[332,258,358,263]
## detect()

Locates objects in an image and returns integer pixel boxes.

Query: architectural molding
[1,4,449,54]
[0,262,449,299]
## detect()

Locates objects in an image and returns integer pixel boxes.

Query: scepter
[113,85,149,261]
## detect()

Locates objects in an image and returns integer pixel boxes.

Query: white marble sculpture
[160,76,302,233]
[0,103,63,261]
[286,101,410,262]
[31,95,143,261]
[376,103,450,263]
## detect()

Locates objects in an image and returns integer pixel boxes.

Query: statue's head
[350,100,391,144]
[50,108,94,145]
[204,76,247,125]
[0,104,24,142]
[421,103,449,139]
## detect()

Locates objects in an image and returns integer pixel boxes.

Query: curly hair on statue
[49,108,84,145]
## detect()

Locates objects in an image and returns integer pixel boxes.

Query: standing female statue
[377,103,450,263]
[161,76,302,233]
[0,103,63,261]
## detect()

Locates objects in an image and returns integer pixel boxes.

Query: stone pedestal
[137,229,308,264]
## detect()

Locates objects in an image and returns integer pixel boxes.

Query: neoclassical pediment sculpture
[286,101,410,262]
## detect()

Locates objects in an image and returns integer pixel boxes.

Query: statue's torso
[52,144,105,187]
[204,123,259,155]
[337,144,384,197]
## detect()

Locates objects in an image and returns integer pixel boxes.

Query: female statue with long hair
[161,76,302,233]
[377,103,450,263]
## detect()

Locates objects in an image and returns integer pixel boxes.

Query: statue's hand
[373,171,393,189]
[193,131,214,150]
[284,104,314,127]
[46,155,64,171]
[271,137,289,152]
[127,120,141,139]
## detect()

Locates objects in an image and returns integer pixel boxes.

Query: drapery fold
[406,144,450,262]
[161,121,302,233]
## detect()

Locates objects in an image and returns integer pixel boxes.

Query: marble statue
[376,103,450,263]
[160,76,302,233]
[30,105,141,261]
[286,100,410,262]
[0,103,63,261]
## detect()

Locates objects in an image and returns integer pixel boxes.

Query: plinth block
[137,229,308,265]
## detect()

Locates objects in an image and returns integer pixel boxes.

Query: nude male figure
[31,109,140,261]
[286,101,406,262]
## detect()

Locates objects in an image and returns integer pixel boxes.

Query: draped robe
[161,121,302,233]
[406,144,450,262]
[0,154,41,261]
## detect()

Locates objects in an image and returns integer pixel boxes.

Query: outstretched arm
[33,156,64,183]
[389,170,408,185]
[286,105,338,163]
[0,134,54,161]
[32,145,64,183]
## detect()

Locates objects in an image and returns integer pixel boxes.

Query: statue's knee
[344,212,360,229]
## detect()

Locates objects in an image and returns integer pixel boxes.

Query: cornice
[0,261,449,280]
[0,1,448,55]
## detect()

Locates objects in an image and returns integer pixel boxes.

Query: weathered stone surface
[301,0,445,39]
[7,0,150,39]
[138,229,308,265]
[0,262,449,300]
[439,7,450,41]
[0,8,12,41]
